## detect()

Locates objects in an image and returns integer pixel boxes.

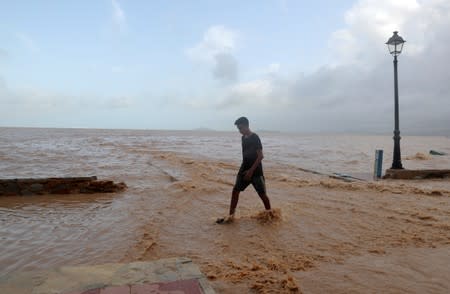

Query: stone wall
[0,176,127,196]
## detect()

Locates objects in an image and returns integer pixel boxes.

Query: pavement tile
[68,288,100,294]
[100,285,130,294]
[130,284,161,294]
[160,279,202,294]
[1,258,214,294]
[64,288,100,294]
[83,289,102,294]
[130,279,203,294]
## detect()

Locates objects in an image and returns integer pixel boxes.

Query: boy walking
[217,117,272,224]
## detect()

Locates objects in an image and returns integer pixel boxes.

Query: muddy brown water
[1,128,450,293]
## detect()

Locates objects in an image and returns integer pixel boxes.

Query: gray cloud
[220,46,449,134]
[212,0,450,134]
[187,26,240,82]
[2,1,449,134]
[0,74,135,127]
[187,26,238,61]
[212,53,238,82]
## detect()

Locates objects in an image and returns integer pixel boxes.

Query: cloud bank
[186,0,450,134]
[187,26,240,82]
[1,0,449,133]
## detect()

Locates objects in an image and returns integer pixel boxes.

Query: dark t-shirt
[239,133,263,176]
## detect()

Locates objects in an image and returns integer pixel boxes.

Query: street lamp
[386,31,406,169]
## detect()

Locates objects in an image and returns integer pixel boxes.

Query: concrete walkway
[0,257,215,294]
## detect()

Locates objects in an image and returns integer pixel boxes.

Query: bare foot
[216,215,234,224]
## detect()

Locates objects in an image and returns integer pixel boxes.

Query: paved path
[0,257,215,294]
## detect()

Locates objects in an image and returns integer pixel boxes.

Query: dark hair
[234,116,249,127]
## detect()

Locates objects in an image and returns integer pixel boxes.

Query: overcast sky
[0,0,449,134]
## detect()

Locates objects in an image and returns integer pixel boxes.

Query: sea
[0,127,449,279]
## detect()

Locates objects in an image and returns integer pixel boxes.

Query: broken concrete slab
[384,169,450,179]
[0,176,127,196]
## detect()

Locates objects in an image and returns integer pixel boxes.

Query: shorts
[233,174,266,194]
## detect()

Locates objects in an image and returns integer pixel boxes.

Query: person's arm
[244,149,263,180]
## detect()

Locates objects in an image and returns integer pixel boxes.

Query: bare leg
[257,192,271,210]
[229,189,240,216]
[217,189,240,224]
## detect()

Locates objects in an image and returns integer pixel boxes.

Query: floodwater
[1,127,449,293]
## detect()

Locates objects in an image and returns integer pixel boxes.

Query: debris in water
[429,150,447,156]
[405,152,432,160]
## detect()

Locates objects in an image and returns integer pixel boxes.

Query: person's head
[234,116,250,135]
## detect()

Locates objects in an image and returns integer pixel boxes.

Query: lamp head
[386,31,406,57]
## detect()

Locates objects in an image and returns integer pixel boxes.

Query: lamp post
[386,31,406,169]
